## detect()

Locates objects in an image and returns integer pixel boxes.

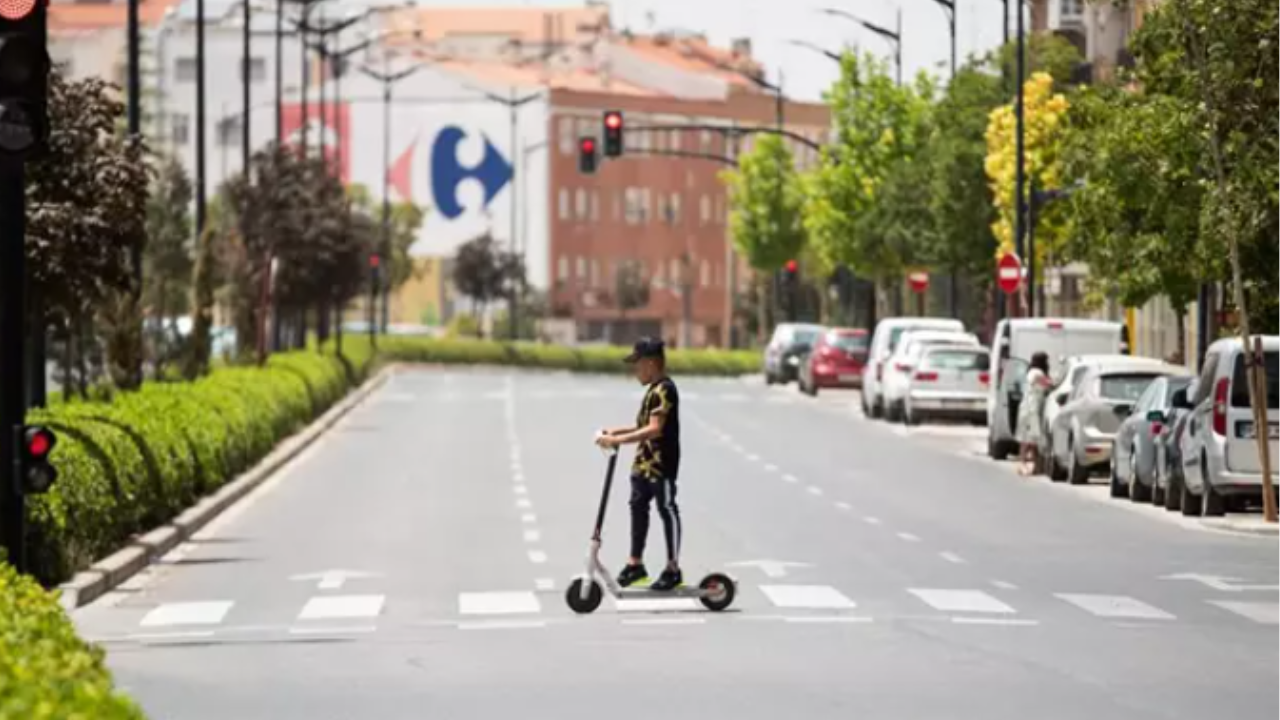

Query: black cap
[624,337,665,363]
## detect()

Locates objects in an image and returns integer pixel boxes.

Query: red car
[798,328,869,395]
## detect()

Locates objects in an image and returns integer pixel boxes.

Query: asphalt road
[73,368,1279,720]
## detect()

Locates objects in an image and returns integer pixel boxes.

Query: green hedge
[0,564,146,719]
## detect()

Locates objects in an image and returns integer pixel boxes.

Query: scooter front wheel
[565,578,604,614]
[698,573,736,612]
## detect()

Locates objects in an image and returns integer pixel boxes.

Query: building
[51,2,829,348]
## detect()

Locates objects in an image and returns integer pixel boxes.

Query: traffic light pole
[0,163,27,572]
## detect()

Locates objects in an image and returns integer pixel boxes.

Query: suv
[763,323,824,385]
[1176,336,1279,516]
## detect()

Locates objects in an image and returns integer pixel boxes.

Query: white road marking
[1055,594,1174,620]
[897,532,921,542]
[863,516,882,525]
[458,591,541,615]
[527,550,548,564]
[782,616,873,624]
[991,580,1018,590]
[516,498,532,509]
[288,625,377,635]
[535,578,555,591]
[512,472,524,483]
[621,617,707,626]
[835,502,852,511]
[140,601,234,627]
[614,598,701,612]
[746,454,761,462]
[513,485,528,496]
[523,529,541,543]
[764,463,779,472]
[521,513,537,524]
[808,486,825,496]
[128,630,217,641]
[939,552,966,564]
[1207,601,1279,625]
[297,595,385,621]
[950,617,1039,626]
[782,474,799,484]
[458,620,547,630]
[759,584,857,609]
[910,589,1015,614]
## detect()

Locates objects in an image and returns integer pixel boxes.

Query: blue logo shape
[430,126,513,220]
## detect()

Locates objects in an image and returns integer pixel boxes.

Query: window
[641,188,651,223]
[241,57,266,83]
[1060,0,1084,18]
[575,188,587,219]
[557,256,569,281]
[700,195,710,225]
[590,259,600,288]
[175,57,197,82]
[700,260,710,287]
[669,193,682,224]
[217,116,243,147]
[670,129,681,151]
[558,117,573,155]
[576,256,586,280]
[1231,351,1279,409]
[1099,373,1162,402]
[558,189,570,220]
[613,191,621,222]
[700,129,711,152]
[171,113,190,145]
[591,191,600,221]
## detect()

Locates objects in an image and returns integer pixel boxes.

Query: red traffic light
[785,260,797,273]
[26,427,51,457]
[581,137,596,153]
[604,111,622,130]
[369,254,381,268]
[0,0,36,21]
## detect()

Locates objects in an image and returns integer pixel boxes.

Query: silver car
[1047,358,1176,484]
[1109,374,1193,501]
[903,345,990,425]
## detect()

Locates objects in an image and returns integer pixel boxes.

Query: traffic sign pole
[0,162,27,572]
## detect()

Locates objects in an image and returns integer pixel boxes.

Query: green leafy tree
[347,184,427,294]
[721,133,805,338]
[804,51,935,314]
[185,225,217,379]
[144,155,194,375]
[451,232,521,334]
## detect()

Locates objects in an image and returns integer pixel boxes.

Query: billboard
[280,102,352,183]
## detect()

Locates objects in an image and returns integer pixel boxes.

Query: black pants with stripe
[629,475,681,565]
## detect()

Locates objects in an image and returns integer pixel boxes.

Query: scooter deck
[612,586,710,600]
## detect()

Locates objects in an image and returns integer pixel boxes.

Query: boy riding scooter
[595,338,684,591]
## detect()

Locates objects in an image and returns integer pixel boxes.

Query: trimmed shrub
[374,337,760,376]
[0,564,147,719]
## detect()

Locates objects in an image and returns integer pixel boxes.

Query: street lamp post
[1014,0,1026,317]
[195,0,207,242]
[820,7,902,85]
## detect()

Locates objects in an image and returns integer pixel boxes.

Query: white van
[987,318,1130,459]
[861,317,965,418]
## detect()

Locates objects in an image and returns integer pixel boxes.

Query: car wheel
[1201,453,1225,517]
[1068,437,1090,485]
[1179,476,1202,516]
[1129,445,1152,503]
[871,396,884,419]
[1047,444,1067,482]
[1164,468,1182,511]
[811,384,820,396]
[988,434,1010,461]
[765,374,776,386]
[904,403,919,426]
[1108,450,1128,498]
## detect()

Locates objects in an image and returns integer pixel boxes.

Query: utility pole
[275,0,283,142]
[0,166,26,571]
[241,0,251,173]
[195,0,207,242]
[1013,0,1026,318]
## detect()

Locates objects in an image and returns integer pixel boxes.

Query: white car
[881,331,980,422]
[1176,336,1279,516]
[1046,357,1179,483]
[902,345,991,426]
[1039,354,1169,470]
[861,317,965,419]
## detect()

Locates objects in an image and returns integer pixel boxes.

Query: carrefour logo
[430,126,512,220]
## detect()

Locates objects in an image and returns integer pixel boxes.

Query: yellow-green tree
[983,71,1070,266]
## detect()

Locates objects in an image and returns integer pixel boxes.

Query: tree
[721,133,805,337]
[1060,85,1207,354]
[451,232,520,333]
[26,70,151,391]
[184,226,217,379]
[347,184,427,296]
[144,155,194,376]
[804,51,935,315]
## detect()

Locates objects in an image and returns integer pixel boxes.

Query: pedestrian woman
[1016,351,1052,476]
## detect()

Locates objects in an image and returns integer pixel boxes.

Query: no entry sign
[997,252,1022,295]
[907,270,929,294]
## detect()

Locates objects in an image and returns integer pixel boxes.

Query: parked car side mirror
[1145,409,1165,423]
[1056,394,1068,407]
[1114,403,1134,418]
[1170,388,1191,409]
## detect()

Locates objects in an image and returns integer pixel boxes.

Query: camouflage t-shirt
[632,377,681,481]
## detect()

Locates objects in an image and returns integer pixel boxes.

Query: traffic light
[578,136,598,174]
[0,0,49,162]
[602,110,623,157]
[16,425,56,494]
[781,260,799,322]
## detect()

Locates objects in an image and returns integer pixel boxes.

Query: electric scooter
[564,436,737,615]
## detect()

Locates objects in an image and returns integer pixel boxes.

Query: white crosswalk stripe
[297,594,385,621]
[140,601,234,628]
[759,584,857,610]
[1055,594,1174,620]
[1207,601,1278,625]
[909,589,1015,614]
[458,591,541,616]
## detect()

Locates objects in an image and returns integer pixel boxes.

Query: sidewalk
[1200,515,1280,537]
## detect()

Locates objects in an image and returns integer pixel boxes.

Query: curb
[1199,519,1279,537]
[57,365,395,611]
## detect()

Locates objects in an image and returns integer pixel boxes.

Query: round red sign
[907,271,929,294]
[997,252,1022,295]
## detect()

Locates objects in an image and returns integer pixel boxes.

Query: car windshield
[828,333,868,352]
[791,328,821,347]
[1099,373,1162,402]
[889,327,950,352]
[1231,351,1279,408]
[922,350,989,371]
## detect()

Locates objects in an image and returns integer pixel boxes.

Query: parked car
[798,328,869,395]
[881,331,981,421]
[764,323,825,385]
[987,318,1130,460]
[1176,336,1280,517]
[861,317,965,418]
[1045,357,1174,484]
[902,345,991,426]
[1109,373,1194,501]
[1153,382,1197,511]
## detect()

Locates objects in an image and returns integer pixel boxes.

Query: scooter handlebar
[594,429,620,456]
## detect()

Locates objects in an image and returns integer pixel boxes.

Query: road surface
[73,368,1279,720]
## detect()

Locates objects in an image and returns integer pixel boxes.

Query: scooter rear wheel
[565,578,604,614]
[698,573,736,612]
